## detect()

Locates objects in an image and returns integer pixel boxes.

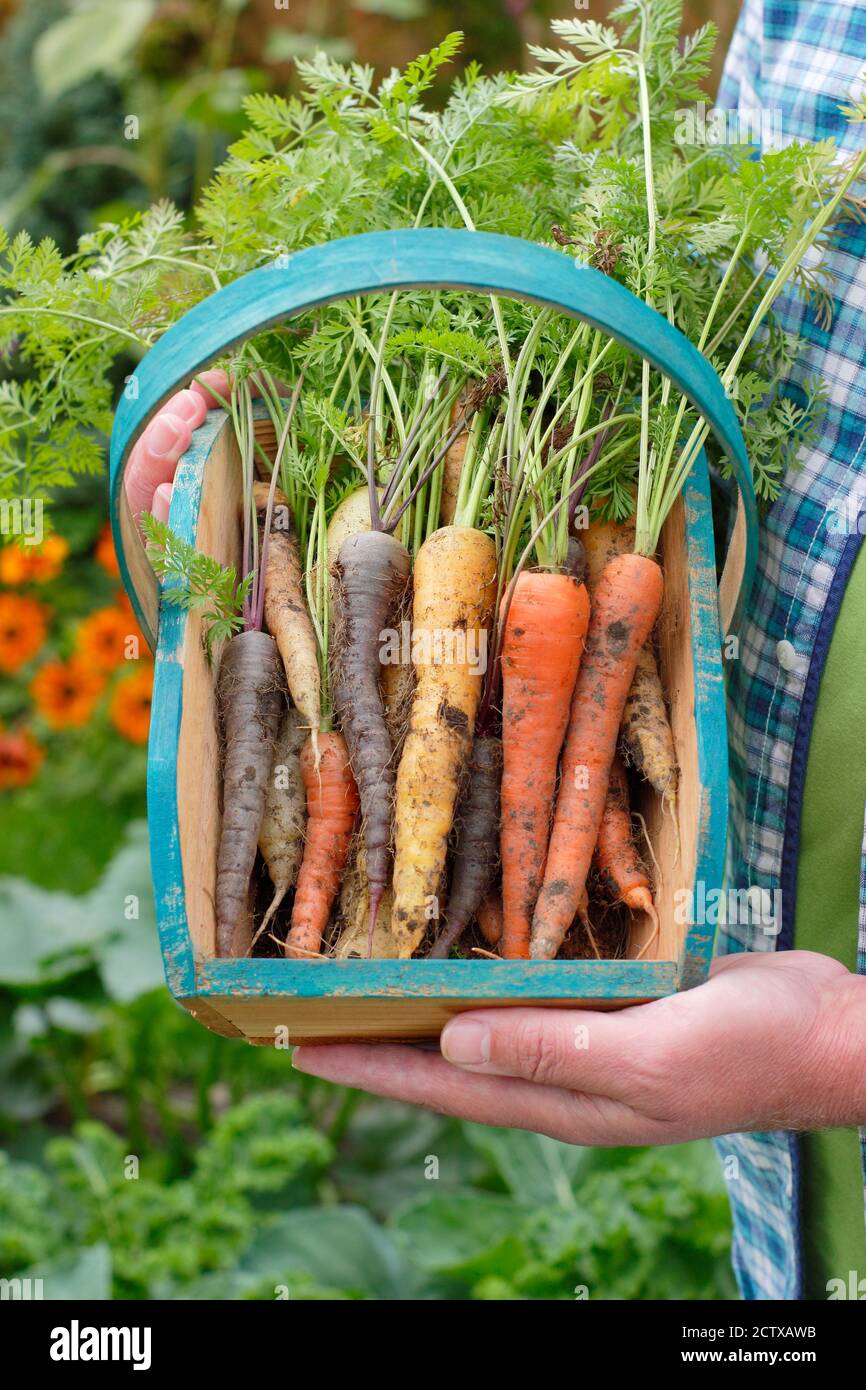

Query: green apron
[795,540,866,1297]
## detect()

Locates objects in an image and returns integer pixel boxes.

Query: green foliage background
[0,0,736,1301]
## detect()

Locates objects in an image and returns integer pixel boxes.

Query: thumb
[151,482,173,523]
[440,1006,649,1098]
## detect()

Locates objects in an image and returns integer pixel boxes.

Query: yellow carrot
[391,525,496,957]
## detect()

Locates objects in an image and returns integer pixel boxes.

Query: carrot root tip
[250,886,288,953]
[579,909,602,960]
[366,888,383,959]
[661,787,681,864]
[627,888,660,960]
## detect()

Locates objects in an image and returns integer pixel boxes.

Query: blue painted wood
[109,227,758,650]
[196,957,679,1001]
[147,412,227,1000]
[679,448,727,990]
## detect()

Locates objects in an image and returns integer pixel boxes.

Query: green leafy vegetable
[141,513,252,657]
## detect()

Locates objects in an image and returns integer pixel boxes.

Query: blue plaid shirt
[714,0,866,1300]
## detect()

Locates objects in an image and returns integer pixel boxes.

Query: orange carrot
[583,512,677,809]
[284,732,359,959]
[476,890,503,949]
[500,571,590,959]
[531,553,663,960]
[594,754,659,928]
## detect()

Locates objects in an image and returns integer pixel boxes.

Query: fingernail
[152,483,172,523]
[191,371,229,406]
[441,1018,490,1066]
[171,390,203,422]
[147,416,184,457]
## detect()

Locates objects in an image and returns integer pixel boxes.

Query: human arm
[293,951,866,1144]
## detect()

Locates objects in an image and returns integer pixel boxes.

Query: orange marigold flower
[76,605,145,671]
[0,594,50,673]
[31,658,105,729]
[95,522,120,578]
[0,534,69,585]
[0,726,44,790]
[110,665,153,744]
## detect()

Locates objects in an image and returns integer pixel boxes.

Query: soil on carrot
[249,853,292,957]
[248,848,634,962]
[560,893,629,961]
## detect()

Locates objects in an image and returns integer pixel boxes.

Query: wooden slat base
[182,992,655,1045]
[183,957,678,1042]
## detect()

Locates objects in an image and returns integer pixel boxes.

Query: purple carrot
[568,399,615,529]
[429,734,502,958]
[216,628,284,955]
[332,529,411,936]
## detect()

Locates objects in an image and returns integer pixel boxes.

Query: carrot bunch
[178,305,673,965]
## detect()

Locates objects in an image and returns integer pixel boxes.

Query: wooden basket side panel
[148,623,195,997]
[224,996,644,1044]
[176,420,243,961]
[192,957,680,1041]
[627,452,725,976]
[118,484,160,649]
[627,491,697,961]
[147,413,236,989]
[678,456,728,987]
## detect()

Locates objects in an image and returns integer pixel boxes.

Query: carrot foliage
[140,514,252,660]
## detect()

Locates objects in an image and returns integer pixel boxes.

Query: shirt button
[776,639,804,673]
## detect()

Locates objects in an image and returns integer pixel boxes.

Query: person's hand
[124,370,232,522]
[293,951,866,1143]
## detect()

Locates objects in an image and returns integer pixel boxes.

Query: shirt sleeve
[717,0,763,114]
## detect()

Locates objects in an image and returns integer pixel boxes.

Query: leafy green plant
[0,0,145,245]
[1,3,858,567]
[0,819,735,1301]
[33,0,158,103]
[142,512,252,656]
[0,1088,735,1299]
[5,4,862,1303]
[503,3,866,535]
